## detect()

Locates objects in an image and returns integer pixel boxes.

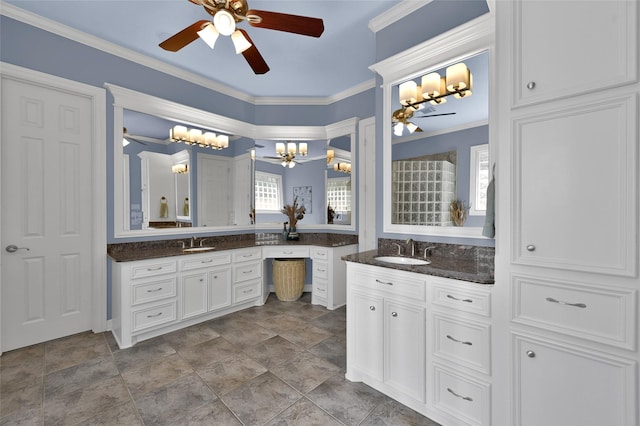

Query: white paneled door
[1,74,96,351]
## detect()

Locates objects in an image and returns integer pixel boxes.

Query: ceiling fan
[122,128,147,146]
[159,0,325,74]
[391,106,456,136]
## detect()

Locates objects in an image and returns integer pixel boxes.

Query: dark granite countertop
[107,233,359,262]
[342,248,494,285]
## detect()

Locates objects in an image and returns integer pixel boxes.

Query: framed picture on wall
[293,186,312,213]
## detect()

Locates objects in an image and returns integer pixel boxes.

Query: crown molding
[1,1,374,107]
[369,0,434,33]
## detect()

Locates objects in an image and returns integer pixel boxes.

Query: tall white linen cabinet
[493,1,639,425]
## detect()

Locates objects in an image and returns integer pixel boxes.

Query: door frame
[0,62,107,353]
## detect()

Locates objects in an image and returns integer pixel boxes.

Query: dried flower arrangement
[450,200,470,227]
[281,196,306,229]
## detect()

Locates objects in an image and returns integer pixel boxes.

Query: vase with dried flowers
[450,200,470,226]
[281,197,306,239]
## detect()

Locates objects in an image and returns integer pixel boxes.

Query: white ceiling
[5,0,400,99]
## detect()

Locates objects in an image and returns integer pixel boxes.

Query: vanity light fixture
[399,62,473,108]
[172,164,189,174]
[170,125,229,150]
[275,142,307,168]
[327,149,334,164]
[333,162,352,174]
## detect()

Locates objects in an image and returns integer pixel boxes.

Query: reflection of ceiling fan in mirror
[159,0,324,74]
[122,128,149,146]
[391,107,456,137]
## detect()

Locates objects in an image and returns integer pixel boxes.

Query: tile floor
[1,293,440,426]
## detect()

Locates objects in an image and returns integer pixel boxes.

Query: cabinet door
[513,95,636,276]
[208,267,232,311]
[352,292,384,381]
[181,272,207,319]
[515,335,636,426]
[384,300,425,402]
[512,0,636,106]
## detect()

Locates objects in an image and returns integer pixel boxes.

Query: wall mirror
[370,16,494,238]
[107,84,358,237]
[252,121,356,232]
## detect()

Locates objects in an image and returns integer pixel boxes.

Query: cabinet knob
[391,312,398,317]
[526,244,536,252]
[526,81,536,90]
[369,306,376,311]
[526,350,536,358]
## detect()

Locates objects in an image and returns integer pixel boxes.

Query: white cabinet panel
[132,302,177,333]
[512,0,637,107]
[208,268,232,311]
[351,291,384,381]
[131,277,177,306]
[181,272,207,319]
[433,313,491,375]
[262,246,310,258]
[433,364,491,426]
[513,275,636,350]
[130,259,177,279]
[514,333,637,426]
[513,94,637,276]
[181,252,231,271]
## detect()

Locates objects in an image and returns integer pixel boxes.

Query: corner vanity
[343,245,494,426]
[108,233,357,349]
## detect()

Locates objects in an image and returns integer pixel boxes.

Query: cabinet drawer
[513,275,636,349]
[181,252,231,271]
[349,264,426,301]
[311,247,329,260]
[314,277,327,295]
[431,278,491,317]
[433,313,491,375]
[233,261,261,283]
[130,260,177,280]
[312,260,329,280]
[262,246,310,258]
[433,364,491,426]
[132,301,177,333]
[233,247,262,263]
[131,277,177,306]
[234,280,260,303]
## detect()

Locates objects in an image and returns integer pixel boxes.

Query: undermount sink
[374,256,431,266]
[183,246,215,252]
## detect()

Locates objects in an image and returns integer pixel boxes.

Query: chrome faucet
[392,242,403,255]
[190,236,198,247]
[178,240,186,249]
[406,238,415,257]
[199,238,209,247]
[423,246,436,259]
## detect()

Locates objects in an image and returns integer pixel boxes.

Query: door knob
[6,245,30,253]
[526,350,536,358]
[526,245,536,252]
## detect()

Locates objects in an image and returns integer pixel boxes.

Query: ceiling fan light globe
[393,122,404,136]
[122,138,130,147]
[406,122,418,134]
[231,30,251,54]
[214,10,236,36]
[288,161,296,168]
[197,23,219,49]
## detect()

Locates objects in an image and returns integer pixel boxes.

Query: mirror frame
[370,15,494,238]
[106,84,357,237]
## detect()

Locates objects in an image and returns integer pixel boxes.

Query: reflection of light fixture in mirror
[170,125,229,150]
[399,62,472,108]
[250,149,256,160]
[275,141,307,167]
[333,162,352,174]
[172,164,188,174]
[327,149,334,164]
[122,127,131,146]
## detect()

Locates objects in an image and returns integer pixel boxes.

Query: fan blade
[413,112,457,118]
[159,20,209,52]
[247,10,324,37]
[239,30,270,74]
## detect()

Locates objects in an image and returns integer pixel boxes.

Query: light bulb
[231,30,251,54]
[213,10,236,36]
[197,23,219,49]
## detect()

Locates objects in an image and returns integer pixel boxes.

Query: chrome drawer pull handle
[201,260,213,263]
[446,335,472,346]
[243,270,252,274]
[146,312,163,318]
[146,287,163,293]
[447,294,473,303]
[283,251,293,254]
[146,267,162,271]
[317,268,326,272]
[317,288,325,292]
[545,297,587,308]
[375,279,394,286]
[243,289,253,293]
[242,254,252,257]
[447,388,473,402]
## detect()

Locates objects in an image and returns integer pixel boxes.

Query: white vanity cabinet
[111,247,261,349]
[311,244,357,309]
[346,262,427,411]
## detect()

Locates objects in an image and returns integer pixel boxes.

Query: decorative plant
[327,204,335,224]
[450,200,470,227]
[281,196,306,229]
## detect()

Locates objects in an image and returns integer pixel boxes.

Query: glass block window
[255,171,282,212]
[327,177,351,212]
[469,144,490,215]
